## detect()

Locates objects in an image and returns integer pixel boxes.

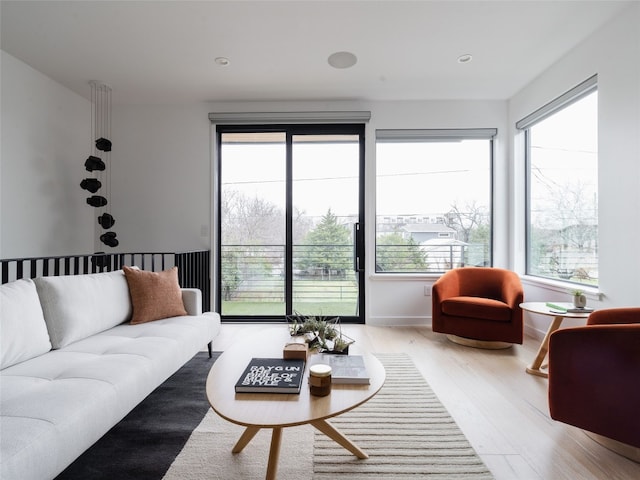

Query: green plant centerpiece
[287,311,354,354]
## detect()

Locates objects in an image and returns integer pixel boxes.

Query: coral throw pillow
[123,266,187,324]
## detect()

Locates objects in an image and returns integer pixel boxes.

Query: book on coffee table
[234,357,306,394]
[311,354,370,385]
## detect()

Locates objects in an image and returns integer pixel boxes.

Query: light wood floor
[212,323,640,480]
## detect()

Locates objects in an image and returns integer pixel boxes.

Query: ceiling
[0,1,632,105]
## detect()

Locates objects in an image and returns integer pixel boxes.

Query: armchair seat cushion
[441,296,512,322]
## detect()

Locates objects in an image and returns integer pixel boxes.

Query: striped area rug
[313,353,494,479]
[164,353,494,479]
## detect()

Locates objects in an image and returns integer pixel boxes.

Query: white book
[311,354,370,385]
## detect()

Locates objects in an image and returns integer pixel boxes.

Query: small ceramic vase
[573,294,587,308]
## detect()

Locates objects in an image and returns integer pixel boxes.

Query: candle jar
[309,364,332,397]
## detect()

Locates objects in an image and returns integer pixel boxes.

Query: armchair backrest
[587,307,640,325]
[449,267,522,305]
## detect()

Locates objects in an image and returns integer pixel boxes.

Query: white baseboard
[366,316,431,327]
[524,323,546,341]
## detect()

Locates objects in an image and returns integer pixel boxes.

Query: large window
[375,129,495,273]
[518,76,598,286]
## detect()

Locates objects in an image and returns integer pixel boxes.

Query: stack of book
[545,302,594,313]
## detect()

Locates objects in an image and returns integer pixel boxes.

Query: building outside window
[518,76,598,286]
[375,129,495,273]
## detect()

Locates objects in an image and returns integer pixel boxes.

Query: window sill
[520,275,603,301]
[369,272,442,282]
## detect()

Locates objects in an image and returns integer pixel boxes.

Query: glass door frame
[215,123,365,324]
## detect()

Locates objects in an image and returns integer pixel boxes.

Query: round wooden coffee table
[205,328,385,480]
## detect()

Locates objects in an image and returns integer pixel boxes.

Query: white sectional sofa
[0,269,220,480]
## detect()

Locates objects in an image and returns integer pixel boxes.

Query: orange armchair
[432,267,524,347]
[548,308,640,459]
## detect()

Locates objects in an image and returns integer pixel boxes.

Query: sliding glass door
[217,124,365,322]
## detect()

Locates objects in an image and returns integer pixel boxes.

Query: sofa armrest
[181,288,202,316]
[548,323,640,448]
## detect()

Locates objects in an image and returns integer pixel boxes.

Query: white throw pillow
[35,270,132,349]
[1,279,52,368]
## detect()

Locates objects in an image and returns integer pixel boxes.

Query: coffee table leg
[232,426,261,453]
[311,419,368,459]
[231,426,283,480]
[265,427,283,480]
[526,316,564,378]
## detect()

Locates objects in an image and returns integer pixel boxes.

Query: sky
[220,90,596,228]
[221,139,490,221]
[221,140,359,220]
[529,92,598,226]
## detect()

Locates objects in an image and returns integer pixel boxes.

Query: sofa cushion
[441,296,512,322]
[34,270,132,349]
[123,266,187,324]
[0,279,52,369]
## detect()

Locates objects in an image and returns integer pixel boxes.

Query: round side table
[520,302,592,378]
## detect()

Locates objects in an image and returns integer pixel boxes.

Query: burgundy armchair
[548,308,640,460]
[431,267,524,348]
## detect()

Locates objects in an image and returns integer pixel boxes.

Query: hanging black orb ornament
[95,137,112,152]
[84,156,105,172]
[86,195,108,207]
[100,231,119,247]
[98,213,115,229]
[80,178,102,193]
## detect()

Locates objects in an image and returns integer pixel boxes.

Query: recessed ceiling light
[328,51,357,69]
[215,57,230,66]
[457,54,473,64]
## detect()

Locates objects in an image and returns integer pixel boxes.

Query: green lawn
[222,300,358,317]
[224,278,359,316]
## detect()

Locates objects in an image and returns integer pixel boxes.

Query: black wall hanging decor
[81,81,119,248]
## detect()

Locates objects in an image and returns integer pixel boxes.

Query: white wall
[509,3,640,337]
[110,104,212,253]
[0,53,213,260]
[0,51,93,258]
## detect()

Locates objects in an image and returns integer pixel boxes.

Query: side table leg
[311,419,368,459]
[526,316,564,378]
